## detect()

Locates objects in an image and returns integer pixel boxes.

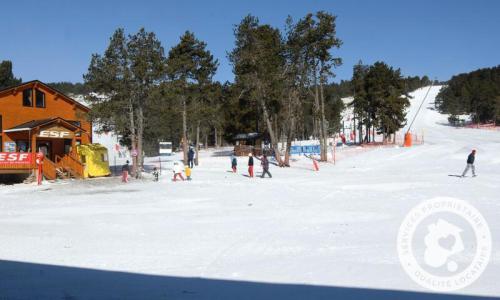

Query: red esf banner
[0,152,33,165]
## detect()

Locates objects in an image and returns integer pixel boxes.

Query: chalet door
[37,141,52,161]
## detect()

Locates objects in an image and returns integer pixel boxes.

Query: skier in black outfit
[462,149,477,177]
[188,147,195,168]
[261,154,272,178]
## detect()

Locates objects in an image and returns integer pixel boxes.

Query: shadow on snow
[0,260,498,300]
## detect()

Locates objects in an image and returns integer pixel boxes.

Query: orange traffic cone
[404,132,412,147]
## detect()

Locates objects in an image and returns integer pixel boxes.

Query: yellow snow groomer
[76,144,111,178]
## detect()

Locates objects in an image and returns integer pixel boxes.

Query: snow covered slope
[0,86,499,300]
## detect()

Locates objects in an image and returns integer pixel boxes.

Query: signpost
[36,152,44,185]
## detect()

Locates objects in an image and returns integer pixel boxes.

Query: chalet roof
[3,117,87,133]
[0,80,90,112]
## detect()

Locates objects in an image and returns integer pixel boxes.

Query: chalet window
[36,89,45,108]
[17,140,29,152]
[23,89,33,107]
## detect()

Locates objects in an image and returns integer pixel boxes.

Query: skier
[461,149,477,177]
[121,160,130,183]
[172,161,185,181]
[185,165,192,181]
[231,153,238,173]
[248,153,254,178]
[188,147,195,168]
[152,167,159,182]
[261,154,272,178]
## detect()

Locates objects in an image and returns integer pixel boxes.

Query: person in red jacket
[121,160,130,183]
[248,153,254,178]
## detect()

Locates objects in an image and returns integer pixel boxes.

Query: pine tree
[0,61,22,89]
[229,15,286,165]
[84,28,167,177]
[166,31,219,165]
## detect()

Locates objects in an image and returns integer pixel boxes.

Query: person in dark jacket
[260,154,272,178]
[122,160,130,183]
[231,153,238,173]
[248,153,254,178]
[152,167,159,182]
[462,149,476,177]
[188,147,195,168]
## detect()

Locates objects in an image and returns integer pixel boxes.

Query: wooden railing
[55,152,85,178]
[42,158,57,180]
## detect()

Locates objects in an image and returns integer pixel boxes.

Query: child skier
[261,154,272,178]
[462,149,477,177]
[152,167,159,182]
[185,165,192,181]
[231,153,238,173]
[248,153,254,178]
[172,161,185,181]
[122,160,130,183]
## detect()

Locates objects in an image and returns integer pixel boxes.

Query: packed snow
[1,86,499,299]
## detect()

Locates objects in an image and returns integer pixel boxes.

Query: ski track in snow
[1,86,500,299]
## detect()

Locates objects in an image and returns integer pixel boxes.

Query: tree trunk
[195,121,200,166]
[283,117,295,167]
[259,99,283,166]
[312,64,326,161]
[182,95,188,165]
[319,76,328,161]
[128,99,137,177]
[214,127,218,148]
[353,115,357,144]
[358,116,363,144]
[136,105,144,178]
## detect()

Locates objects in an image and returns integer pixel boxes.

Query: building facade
[0,80,91,178]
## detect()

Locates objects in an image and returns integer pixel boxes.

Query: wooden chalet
[0,80,92,179]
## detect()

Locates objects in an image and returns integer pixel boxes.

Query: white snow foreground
[1,86,499,300]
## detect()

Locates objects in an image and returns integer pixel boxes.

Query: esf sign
[38,130,73,139]
[0,152,33,165]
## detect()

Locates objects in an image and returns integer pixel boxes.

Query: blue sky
[1,0,499,84]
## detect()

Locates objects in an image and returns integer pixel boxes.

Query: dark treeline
[46,82,90,95]
[435,65,500,125]
[351,61,410,143]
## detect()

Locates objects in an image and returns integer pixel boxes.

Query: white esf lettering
[39,131,71,138]
[0,153,26,162]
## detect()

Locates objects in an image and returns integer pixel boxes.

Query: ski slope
[1,86,499,300]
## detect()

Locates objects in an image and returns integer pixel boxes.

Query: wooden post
[31,129,37,175]
[72,135,76,155]
[31,129,37,153]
